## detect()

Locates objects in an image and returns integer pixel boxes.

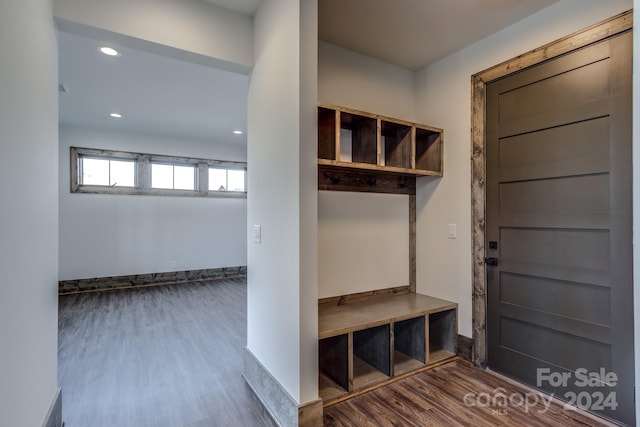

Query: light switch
[253,225,262,243]
[447,224,457,239]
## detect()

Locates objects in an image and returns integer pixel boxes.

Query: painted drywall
[53,0,253,73]
[298,0,320,406]
[247,0,318,406]
[58,126,247,280]
[0,0,59,426]
[633,0,639,421]
[414,0,633,338]
[318,191,409,298]
[317,42,417,299]
[319,41,416,121]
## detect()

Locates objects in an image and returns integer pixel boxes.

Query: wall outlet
[169,260,177,270]
[253,225,262,243]
[447,224,457,239]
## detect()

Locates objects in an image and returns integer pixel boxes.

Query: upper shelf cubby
[317,104,443,177]
[341,110,378,165]
[381,119,412,169]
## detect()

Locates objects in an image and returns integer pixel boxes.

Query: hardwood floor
[60,280,615,427]
[324,360,615,427]
[58,279,276,427]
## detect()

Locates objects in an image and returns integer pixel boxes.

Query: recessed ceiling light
[99,46,120,57]
[110,113,123,118]
[233,130,243,135]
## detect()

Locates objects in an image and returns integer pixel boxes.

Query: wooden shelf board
[317,159,441,177]
[319,372,349,401]
[319,293,457,339]
[429,349,457,364]
[353,356,390,391]
[393,350,426,376]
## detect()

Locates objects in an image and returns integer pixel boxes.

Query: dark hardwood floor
[58,279,276,427]
[324,360,615,427]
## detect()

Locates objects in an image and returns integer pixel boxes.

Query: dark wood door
[486,31,633,425]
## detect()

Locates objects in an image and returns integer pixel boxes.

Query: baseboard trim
[243,347,323,427]
[457,334,473,362]
[58,266,247,294]
[42,388,62,427]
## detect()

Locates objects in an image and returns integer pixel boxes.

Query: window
[152,163,196,190]
[80,157,135,187]
[71,147,246,197]
[209,167,246,192]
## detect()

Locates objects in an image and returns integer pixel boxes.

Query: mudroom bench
[318,292,457,402]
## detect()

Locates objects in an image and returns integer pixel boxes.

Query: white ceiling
[319,0,558,71]
[57,30,249,145]
[58,1,559,145]
[201,0,261,15]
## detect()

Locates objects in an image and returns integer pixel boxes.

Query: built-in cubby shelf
[318,293,457,403]
[317,104,451,403]
[318,104,444,180]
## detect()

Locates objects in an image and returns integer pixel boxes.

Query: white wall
[415,0,633,339]
[247,0,318,405]
[318,191,409,298]
[298,0,320,406]
[59,126,247,280]
[53,0,253,73]
[319,41,416,121]
[0,0,59,426]
[318,42,417,299]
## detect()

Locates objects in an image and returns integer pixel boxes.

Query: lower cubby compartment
[428,309,457,363]
[353,325,391,390]
[319,334,349,399]
[393,316,426,376]
[353,355,391,391]
[319,371,349,401]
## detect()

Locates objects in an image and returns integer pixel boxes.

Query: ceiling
[58,0,559,145]
[319,0,558,71]
[203,0,558,70]
[202,0,261,15]
[57,30,249,145]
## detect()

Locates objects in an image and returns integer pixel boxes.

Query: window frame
[71,147,247,198]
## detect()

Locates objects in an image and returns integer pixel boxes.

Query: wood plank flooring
[324,360,615,427]
[60,279,615,427]
[58,279,276,427]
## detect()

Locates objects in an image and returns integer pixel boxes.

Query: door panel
[498,118,610,182]
[486,31,633,425]
[499,273,611,326]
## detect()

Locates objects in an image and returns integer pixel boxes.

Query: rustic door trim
[470,10,633,367]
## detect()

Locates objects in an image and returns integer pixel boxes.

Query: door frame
[470,10,633,368]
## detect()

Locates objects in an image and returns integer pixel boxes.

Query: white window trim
[70,147,247,198]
